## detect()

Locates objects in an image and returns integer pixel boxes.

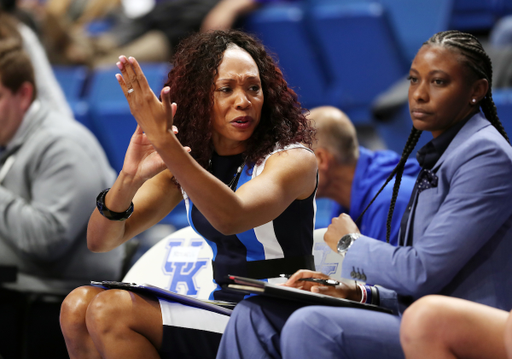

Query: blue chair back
[243,3,328,110]
[308,2,407,124]
[494,89,512,140]
[449,0,497,32]
[52,65,91,129]
[376,0,453,61]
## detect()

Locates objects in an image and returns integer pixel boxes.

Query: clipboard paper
[91,281,234,316]
[224,275,393,314]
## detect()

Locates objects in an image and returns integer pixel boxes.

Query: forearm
[87,171,146,252]
[151,132,254,234]
[151,132,313,234]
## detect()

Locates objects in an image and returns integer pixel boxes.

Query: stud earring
[472,98,476,103]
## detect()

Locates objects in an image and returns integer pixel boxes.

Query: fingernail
[129,57,135,64]
[116,62,122,70]
[163,87,170,94]
[115,74,121,80]
[119,56,127,63]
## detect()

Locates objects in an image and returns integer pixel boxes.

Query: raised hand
[115,55,175,144]
[121,124,191,184]
[121,125,168,183]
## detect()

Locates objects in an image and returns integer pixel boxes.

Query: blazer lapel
[432,113,490,172]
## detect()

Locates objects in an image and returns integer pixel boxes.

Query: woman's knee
[85,289,137,335]
[400,295,451,346]
[60,286,104,333]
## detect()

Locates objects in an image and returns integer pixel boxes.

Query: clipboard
[224,275,393,314]
[91,281,234,316]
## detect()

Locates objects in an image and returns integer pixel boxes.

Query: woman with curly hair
[59,29,317,359]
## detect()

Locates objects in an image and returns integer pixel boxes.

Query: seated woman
[59,30,317,359]
[216,30,512,359]
[400,295,512,359]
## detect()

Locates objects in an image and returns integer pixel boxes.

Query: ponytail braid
[356,127,422,243]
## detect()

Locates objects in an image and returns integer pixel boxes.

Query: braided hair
[426,30,509,143]
[356,127,422,242]
[359,30,509,243]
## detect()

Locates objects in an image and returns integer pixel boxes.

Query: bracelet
[357,282,367,303]
[364,285,373,304]
[96,188,134,221]
[370,285,380,306]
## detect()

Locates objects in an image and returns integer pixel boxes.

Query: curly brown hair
[163,30,314,169]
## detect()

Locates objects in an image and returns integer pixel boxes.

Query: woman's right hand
[283,269,362,301]
[121,125,168,183]
[122,124,191,183]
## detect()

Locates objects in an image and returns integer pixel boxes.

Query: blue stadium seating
[308,1,407,124]
[243,3,328,110]
[450,0,500,32]
[375,0,453,62]
[494,89,512,140]
[52,65,91,130]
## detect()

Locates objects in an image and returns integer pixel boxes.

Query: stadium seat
[123,226,216,299]
[52,65,91,130]
[494,88,512,139]
[376,0,453,61]
[308,2,407,124]
[243,3,328,110]
[449,0,498,32]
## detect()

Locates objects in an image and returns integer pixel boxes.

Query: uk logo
[313,242,338,276]
[162,238,209,297]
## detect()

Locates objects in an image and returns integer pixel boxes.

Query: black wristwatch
[96,188,134,221]
[337,233,361,257]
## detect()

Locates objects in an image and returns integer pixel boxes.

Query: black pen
[297,278,341,286]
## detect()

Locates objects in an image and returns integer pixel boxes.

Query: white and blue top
[183,144,317,302]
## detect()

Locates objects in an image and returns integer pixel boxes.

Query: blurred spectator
[0,38,123,356]
[201,0,261,32]
[41,0,122,65]
[490,14,512,47]
[310,106,420,245]
[487,15,512,89]
[0,10,73,118]
[27,0,290,67]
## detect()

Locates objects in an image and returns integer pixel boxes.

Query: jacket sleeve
[342,135,512,298]
[0,136,113,262]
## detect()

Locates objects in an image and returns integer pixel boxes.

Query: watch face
[337,235,352,253]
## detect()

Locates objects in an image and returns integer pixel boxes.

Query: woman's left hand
[324,213,360,253]
[115,55,175,144]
